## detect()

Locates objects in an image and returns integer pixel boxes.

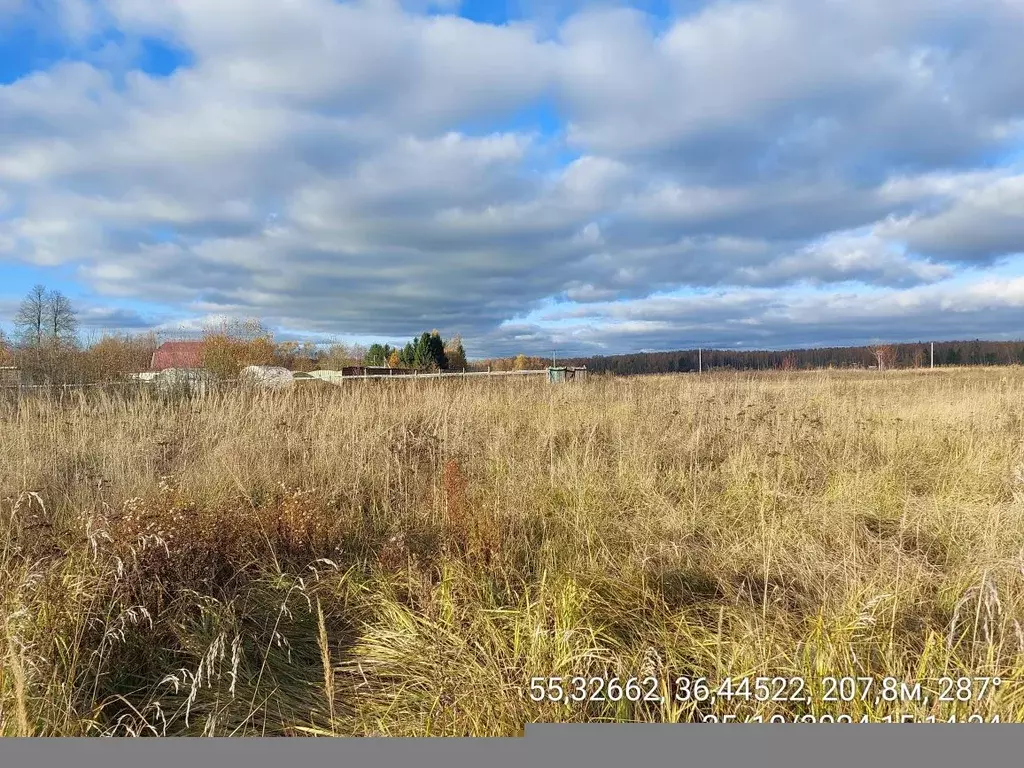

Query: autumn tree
[81,332,159,380]
[299,342,319,371]
[201,333,244,379]
[387,349,401,368]
[319,343,366,370]
[273,340,317,372]
[244,336,276,366]
[444,333,468,370]
[201,317,275,379]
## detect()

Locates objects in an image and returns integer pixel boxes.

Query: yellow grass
[3,367,1024,735]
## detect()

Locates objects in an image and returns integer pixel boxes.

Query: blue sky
[2,0,1024,357]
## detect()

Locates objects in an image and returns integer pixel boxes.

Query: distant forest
[557,340,1024,376]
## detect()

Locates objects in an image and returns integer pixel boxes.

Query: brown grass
[3,368,1024,734]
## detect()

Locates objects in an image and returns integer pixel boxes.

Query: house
[151,341,204,371]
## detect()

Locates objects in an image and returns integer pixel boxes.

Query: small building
[0,366,22,387]
[153,367,216,395]
[305,370,345,383]
[151,341,205,371]
[338,366,412,377]
[547,366,588,383]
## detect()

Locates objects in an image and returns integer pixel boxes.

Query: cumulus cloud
[734,232,953,287]
[1,0,1024,354]
[557,0,1024,175]
[878,173,1024,261]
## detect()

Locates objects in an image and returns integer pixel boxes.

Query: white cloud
[556,0,1024,170]
[1,0,1024,353]
[735,232,953,287]
[879,173,1024,260]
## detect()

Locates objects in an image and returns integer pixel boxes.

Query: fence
[0,367,552,393]
[301,368,549,383]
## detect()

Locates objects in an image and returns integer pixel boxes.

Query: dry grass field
[4,368,1024,734]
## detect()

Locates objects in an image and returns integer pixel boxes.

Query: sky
[1,0,1024,357]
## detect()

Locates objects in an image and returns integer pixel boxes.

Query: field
[3,368,1024,735]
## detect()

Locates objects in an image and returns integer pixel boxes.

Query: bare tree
[14,284,47,348]
[11,285,81,384]
[13,285,78,348]
[870,344,894,371]
[46,289,78,347]
[444,333,468,370]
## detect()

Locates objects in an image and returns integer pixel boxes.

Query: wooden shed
[547,366,588,383]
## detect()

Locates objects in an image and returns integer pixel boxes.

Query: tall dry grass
[3,368,1024,735]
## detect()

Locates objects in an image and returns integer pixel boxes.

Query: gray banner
[1,726,1022,768]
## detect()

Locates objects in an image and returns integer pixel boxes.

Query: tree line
[556,340,1024,375]
[363,331,468,371]
[201,323,469,376]
[473,354,551,371]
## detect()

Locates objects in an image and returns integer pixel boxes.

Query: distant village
[0,284,582,389]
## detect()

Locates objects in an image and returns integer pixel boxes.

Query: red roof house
[150,341,205,371]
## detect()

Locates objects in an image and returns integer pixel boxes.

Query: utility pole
[930,342,934,369]
[698,347,702,374]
